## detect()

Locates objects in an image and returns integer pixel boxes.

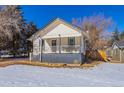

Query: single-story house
[28,18,89,64]
[111,40,124,62]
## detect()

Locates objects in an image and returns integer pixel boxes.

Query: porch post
[80,35,85,64]
[80,36,84,54]
[59,34,61,53]
[39,38,42,62]
[29,39,33,61]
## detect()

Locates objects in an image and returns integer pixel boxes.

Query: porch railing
[42,45,80,53]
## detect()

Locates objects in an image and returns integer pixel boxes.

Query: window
[52,40,57,46]
[42,40,44,46]
[68,37,75,45]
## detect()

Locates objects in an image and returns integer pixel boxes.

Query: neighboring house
[111,40,124,62]
[28,18,88,64]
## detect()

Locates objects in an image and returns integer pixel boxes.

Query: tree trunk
[13,38,16,58]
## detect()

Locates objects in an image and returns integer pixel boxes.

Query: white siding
[44,39,52,53]
[42,24,81,39]
[33,38,40,55]
[80,36,85,54]
[113,44,119,49]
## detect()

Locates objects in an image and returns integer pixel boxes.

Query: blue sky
[21,5,124,32]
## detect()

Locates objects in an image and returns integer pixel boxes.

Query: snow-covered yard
[0,63,124,87]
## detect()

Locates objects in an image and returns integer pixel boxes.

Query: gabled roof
[117,40,124,47]
[112,40,124,49]
[28,18,88,41]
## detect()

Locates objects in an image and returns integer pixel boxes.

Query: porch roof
[42,35,81,39]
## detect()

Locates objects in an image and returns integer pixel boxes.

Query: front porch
[40,36,83,54]
[42,45,81,53]
[31,36,85,64]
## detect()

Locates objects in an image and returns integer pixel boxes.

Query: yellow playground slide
[98,50,107,61]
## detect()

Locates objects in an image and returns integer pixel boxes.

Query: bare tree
[72,14,113,50]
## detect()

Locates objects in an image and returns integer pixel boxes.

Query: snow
[0,63,124,86]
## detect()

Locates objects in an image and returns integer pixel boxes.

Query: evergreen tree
[0,5,38,57]
[119,31,124,40]
[23,22,38,54]
[111,27,120,42]
[0,5,26,57]
[6,5,26,57]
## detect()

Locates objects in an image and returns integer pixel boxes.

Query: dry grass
[0,59,102,68]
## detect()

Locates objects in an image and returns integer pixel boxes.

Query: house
[28,18,89,64]
[111,40,124,62]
